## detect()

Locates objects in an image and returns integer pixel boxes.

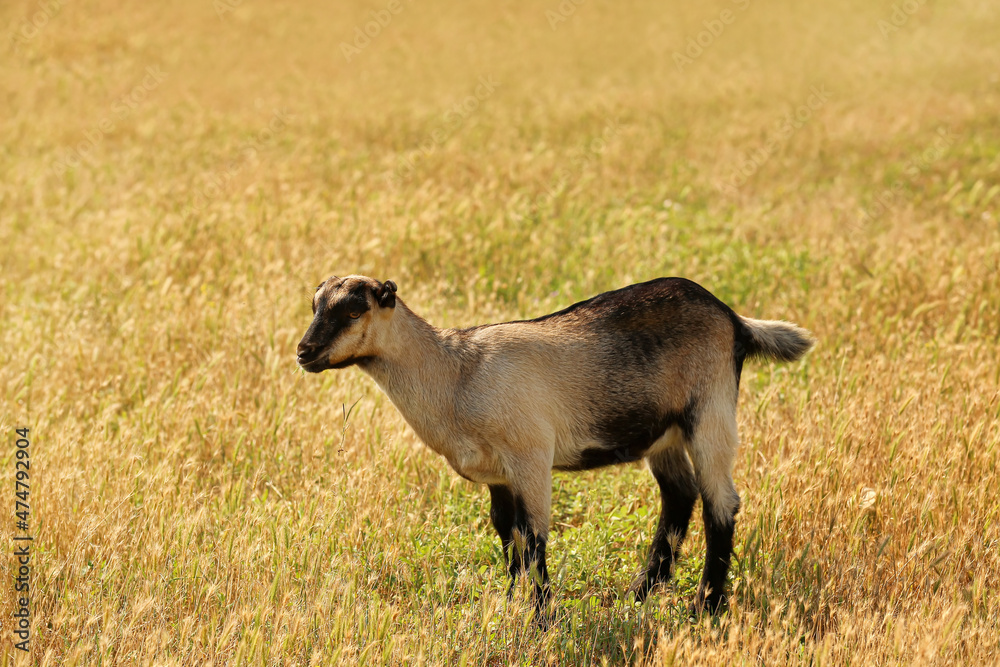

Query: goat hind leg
[629,444,698,602]
[686,411,741,614]
[695,485,739,614]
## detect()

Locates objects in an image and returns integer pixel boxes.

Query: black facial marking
[329,355,375,370]
[311,280,328,314]
[297,308,347,366]
[308,285,369,331]
[325,282,372,319]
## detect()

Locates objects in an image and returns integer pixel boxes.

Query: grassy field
[2,0,999,664]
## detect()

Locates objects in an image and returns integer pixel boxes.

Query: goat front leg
[502,458,553,628]
[488,484,523,596]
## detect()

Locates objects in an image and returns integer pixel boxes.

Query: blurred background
[2,0,999,664]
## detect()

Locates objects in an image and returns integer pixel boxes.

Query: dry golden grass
[1,0,999,664]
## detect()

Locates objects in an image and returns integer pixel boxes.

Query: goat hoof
[626,574,655,603]
[628,567,671,604]
[690,593,727,617]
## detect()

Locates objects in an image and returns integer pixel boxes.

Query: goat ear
[376,280,397,309]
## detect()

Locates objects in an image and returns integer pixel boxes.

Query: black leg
[522,529,550,623]
[489,485,522,595]
[695,494,739,614]
[684,410,742,614]
[489,484,551,626]
[629,448,698,601]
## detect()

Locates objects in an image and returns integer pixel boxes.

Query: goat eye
[349,312,362,319]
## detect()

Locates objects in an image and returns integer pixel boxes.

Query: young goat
[297,275,813,621]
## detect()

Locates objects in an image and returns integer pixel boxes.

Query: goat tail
[739,317,815,363]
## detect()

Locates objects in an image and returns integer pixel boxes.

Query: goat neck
[362,301,464,451]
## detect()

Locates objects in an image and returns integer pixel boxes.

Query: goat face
[296,275,397,372]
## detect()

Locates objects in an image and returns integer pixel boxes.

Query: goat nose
[297,341,317,357]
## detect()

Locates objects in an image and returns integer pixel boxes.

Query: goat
[296,275,813,622]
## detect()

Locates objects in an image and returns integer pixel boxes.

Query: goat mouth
[297,352,331,372]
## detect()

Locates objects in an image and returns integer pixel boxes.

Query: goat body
[297,275,814,620]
